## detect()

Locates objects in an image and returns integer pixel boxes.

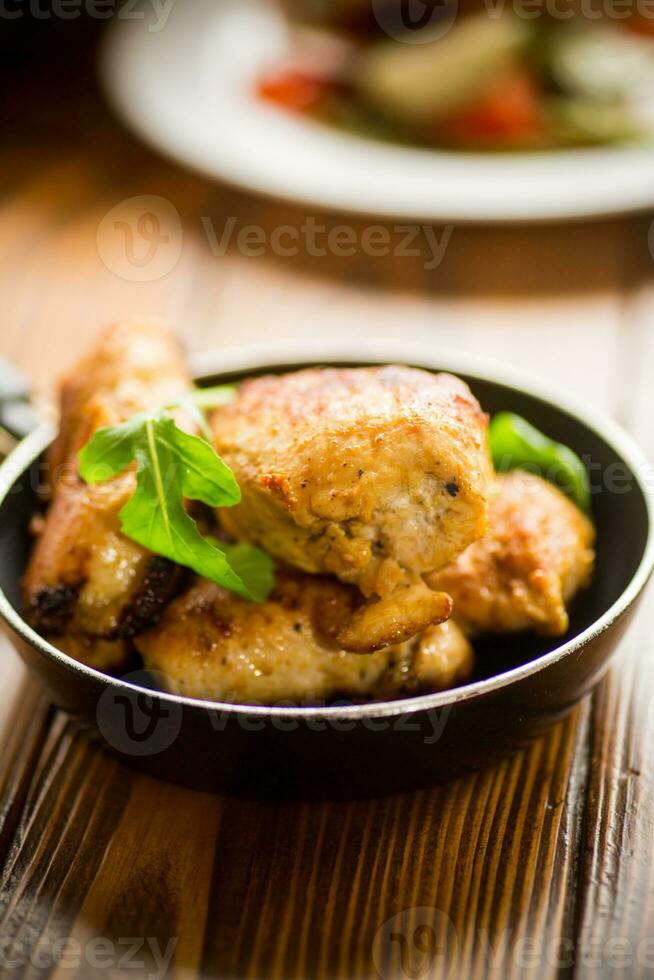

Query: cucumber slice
[548,96,650,145]
[548,23,654,103]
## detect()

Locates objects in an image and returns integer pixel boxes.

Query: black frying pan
[0,341,652,799]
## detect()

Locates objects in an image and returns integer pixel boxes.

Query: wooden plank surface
[1,33,654,980]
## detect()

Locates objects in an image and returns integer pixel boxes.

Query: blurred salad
[258,2,654,150]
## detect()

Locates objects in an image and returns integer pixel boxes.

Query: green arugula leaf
[78,411,273,602]
[489,412,591,514]
[164,384,236,414]
[155,417,241,506]
[172,394,212,440]
[165,385,236,440]
[77,412,146,483]
[221,541,276,603]
[191,384,237,409]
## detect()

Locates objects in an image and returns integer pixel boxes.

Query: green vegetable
[166,384,237,440]
[489,412,591,514]
[546,95,645,147]
[78,406,274,603]
[190,385,237,410]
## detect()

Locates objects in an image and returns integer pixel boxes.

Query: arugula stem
[145,417,174,548]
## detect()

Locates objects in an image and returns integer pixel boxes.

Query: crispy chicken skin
[23,318,190,669]
[212,366,492,652]
[428,472,595,637]
[136,571,473,705]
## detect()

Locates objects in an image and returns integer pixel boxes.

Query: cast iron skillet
[0,341,652,799]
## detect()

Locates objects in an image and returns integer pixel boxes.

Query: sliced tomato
[257,69,336,112]
[439,69,544,146]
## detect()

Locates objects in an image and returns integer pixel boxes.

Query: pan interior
[0,360,648,695]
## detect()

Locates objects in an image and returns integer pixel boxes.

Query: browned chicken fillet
[52,634,132,674]
[23,318,191,669]
[428,471,595,637]
[212,366,492,652]
[136,570,473,705]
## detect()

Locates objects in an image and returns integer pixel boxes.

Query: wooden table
[1,33,654,980]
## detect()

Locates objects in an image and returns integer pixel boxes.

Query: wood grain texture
[0,694,594,980]
[1,27,653,980]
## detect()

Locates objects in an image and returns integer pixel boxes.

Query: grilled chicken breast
[23,318,190,669]
[212,366,492,652]
[428,471,595,636]
[136,570,473,705]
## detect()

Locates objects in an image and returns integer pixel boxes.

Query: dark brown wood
[0,681,595,980]
[1,30,654,980]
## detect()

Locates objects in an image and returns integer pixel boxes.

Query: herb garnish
[489,411,591,514]
[78,387,274,602]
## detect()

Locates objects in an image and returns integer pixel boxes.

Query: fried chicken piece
[428,472,595,637]
[23,318,190,668]
[136,570,473,705]
[212,366,492,652]
[52,634,132,674]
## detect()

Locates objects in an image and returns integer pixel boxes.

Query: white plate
[101,0,654,222]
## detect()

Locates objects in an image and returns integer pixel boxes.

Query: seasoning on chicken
[23,318,190,669]
[212,366,492,653]
[136,570,473,705]
[428,471,595,637]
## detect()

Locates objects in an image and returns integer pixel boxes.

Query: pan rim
[1,339,652,721]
